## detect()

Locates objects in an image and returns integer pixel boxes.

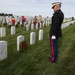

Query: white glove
[51,35,56,39]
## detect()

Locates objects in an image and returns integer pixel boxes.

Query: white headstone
[61,24,64,29]
[43,22,45,27]
[15,22,17,26]
[48,22,50,26]
[46,22,48,27]
[30,32,36,45]
[31,24,34,30]
[20,21,22,25]
[26,25,29,31]
[11,26,16,35]
[2,17,6,26]
[32,20,34,24]
[0,28,1,37]
[6,16,12,26]
[36,23,38,29]
[40,23,42,28]
[24,22,27,27]
[39,30,43,40]
[17,35,24,51]
[0,41,7,61]
[8,22,12,26]
[0,27,6,37]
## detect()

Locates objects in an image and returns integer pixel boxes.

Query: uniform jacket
[50,9,64,38]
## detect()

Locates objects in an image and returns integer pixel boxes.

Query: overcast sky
[0,0,75,17]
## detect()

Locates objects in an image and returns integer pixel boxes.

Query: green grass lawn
[0,24,75,75]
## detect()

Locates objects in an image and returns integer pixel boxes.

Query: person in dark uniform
[49,2,64,63]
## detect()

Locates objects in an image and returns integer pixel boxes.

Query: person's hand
[51,35,56,39]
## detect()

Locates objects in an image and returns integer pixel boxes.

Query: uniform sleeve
[52,12,60,35]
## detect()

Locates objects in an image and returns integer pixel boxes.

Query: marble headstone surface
[40,23,42,28]
[11,26,16,35]
[36,23,38,29]
[0,28,1,37]
[30,32,36,45]
[17,35,24,51]
[39,30,43,40]
[0,41,7,61]
[46,22,48,27]
[2,17,6,26]
[43,22,45,27]
[20,21,22,25]
[0,27,6,37]
[26,25,29,31]
[31,24,34,30]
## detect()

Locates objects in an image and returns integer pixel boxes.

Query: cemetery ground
[0,24,75,75]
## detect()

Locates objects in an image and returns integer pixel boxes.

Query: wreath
[20,41,27,52]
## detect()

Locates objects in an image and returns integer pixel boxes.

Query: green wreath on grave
[19,41,27,52]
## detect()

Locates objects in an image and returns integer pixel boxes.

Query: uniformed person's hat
[52,2,62,9]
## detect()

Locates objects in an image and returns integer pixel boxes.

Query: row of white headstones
[0,26,15,37]
[0,29,43,61]
[17,30,43,51]
[0,22,48,37]
[0,20,75,61]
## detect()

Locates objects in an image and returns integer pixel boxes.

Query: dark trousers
[50,37,58,62]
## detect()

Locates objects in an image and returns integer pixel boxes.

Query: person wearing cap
[11,16,15,25]
[49,2,64,63]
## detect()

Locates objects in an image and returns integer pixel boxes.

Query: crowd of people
[0,15,51,28]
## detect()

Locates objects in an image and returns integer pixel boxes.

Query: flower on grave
[20,41,27,52]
